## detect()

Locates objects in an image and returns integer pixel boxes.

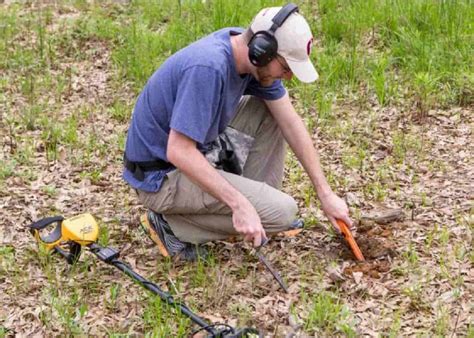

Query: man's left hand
[319,191,353,234]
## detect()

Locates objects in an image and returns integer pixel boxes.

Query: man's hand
[232,197,267,247]
[319,191,353,234]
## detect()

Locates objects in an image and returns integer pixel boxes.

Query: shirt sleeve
[170,66,223,144]
[244,77,286,100]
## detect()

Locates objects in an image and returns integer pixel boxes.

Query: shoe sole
[140,213,170,257]
[279,228,303,237]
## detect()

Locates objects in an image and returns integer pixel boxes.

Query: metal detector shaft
[88,243,214,335]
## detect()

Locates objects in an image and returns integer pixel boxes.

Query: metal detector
[28,213,260,338]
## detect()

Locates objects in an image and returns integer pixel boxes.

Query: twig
[450,307,461,338]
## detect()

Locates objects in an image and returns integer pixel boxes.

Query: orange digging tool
[336,219,365,261]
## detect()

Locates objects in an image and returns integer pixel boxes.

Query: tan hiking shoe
[140,211,207,262]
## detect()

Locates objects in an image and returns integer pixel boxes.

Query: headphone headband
[269,3,299,33]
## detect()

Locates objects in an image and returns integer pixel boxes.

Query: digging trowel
[336,219,365,261]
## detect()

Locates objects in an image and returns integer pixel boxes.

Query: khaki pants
[137,96,298,244]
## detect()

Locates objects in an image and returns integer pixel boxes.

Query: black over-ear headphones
[248,3,299,67]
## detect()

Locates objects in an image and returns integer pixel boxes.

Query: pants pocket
[164,170,208,214]
[137,175,176,213]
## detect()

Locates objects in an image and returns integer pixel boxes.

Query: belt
[123,153,172,181]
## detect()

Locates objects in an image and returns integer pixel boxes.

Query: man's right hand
[232,198,267,247]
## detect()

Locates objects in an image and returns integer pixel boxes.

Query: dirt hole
[342,222,400,278]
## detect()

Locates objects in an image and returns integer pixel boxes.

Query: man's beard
[256,66,276,87]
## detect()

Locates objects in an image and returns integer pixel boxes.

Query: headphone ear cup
[248,31,278,67]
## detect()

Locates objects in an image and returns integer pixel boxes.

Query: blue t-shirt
[123,28,286,192]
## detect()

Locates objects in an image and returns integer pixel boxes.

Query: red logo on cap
[306,38,313,55]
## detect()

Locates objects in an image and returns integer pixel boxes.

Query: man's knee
[280,194,298,226]
[267,191,298,227]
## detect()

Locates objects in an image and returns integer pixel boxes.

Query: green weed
[0,246,15,273]
[106,283,121,311]
[370,55,396,106]
[51,290,84,335]
[403,243,419,268]
[191,251,214,288]
[98,222,110,247]
[438,224,450,247]
[22,104,45,131]
[342,147,366,171]
[142,294,190,336]
[116,132,127,153]
[40,117,63,162]
[364,180,388,202]
[0,159,16,180]
[12,136,34,166]
[229,302,254,328]
[303,291,356,336]
[434,304,450,336]
[108,99,131,123]
[42,184,58,197]
[401,281,427,310]
[414,71,439,119]
[387,309,402,338]
[467,323,474,338]
[63,114,79,146]
[424,223,438,250]
[315,90,334,122]
[0,326,11,336]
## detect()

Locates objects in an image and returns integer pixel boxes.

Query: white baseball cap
[250,6,319,83]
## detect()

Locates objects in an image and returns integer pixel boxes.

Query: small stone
[353,271,363,284]
[345,192,360,207]
[327,266,346,283]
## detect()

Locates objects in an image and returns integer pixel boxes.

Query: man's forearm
[167,130,248,212]
[284,117,332,197]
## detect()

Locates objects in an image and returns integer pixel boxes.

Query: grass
[141,294,191,336]
[1,0,472,336]
[386,309,402,337]
[302,291,356,336]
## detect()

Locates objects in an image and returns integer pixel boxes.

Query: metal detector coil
[28,213,98,249]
